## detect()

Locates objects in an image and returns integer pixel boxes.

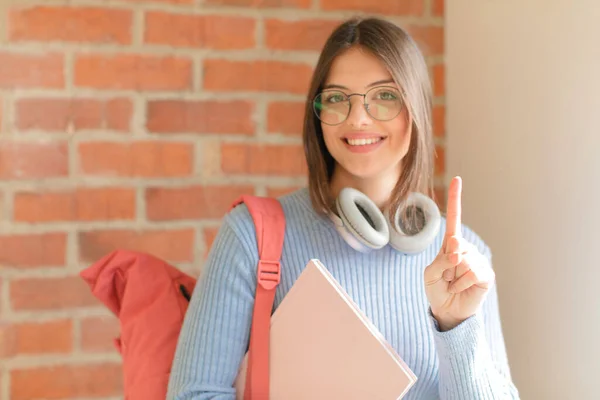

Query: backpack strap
[230,195,285,400]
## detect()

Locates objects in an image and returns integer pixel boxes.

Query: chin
[339,163,387,181]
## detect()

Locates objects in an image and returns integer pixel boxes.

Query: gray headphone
[328,187,441,254]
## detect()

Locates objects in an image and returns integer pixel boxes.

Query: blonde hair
[303,16,436,230]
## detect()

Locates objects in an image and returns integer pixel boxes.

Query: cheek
[381,117,412,159]
[321,124,338,150]
[390,113,411,144]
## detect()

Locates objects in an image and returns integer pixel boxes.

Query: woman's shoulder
[223,187,318,242]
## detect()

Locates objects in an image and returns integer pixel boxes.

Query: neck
[329,165,401,210]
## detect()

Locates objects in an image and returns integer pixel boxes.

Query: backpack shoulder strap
[230,195,285,400]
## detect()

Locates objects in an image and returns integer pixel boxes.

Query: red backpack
[80,195,285,400]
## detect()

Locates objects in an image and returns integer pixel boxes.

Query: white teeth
[346,137,382,146]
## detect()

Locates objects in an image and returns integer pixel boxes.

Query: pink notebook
[234,259,417,399]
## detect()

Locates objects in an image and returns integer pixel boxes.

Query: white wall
[447,1,600,398]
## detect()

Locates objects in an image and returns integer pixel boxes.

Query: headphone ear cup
[387,192,441,254]
[336,187,389,251]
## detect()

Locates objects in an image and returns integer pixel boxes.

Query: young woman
[167,17,520,399]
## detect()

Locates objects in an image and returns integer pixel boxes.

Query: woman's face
[318,47,411,182]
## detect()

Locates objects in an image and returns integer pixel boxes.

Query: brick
[0,52,63,88]
[147,100,255,135]
[79,228,195,263]
[434,185,446,210]
[266,186,302,198]
[0,192,4,220]
[145,12,255,49]
[320,0,424,15]
[10,276,98,311]
[204,0,310,7]
[81,316,120,352]
[146,185,254,221]
[123,0,193,3]
[16,98,132,132]
[203,59,312,94]
[10,363,123,400]
[433,105,445,138]
[75,54,192,90]
[0,141,68,179]
[435,145,445,175]
[432,64,444,97]
[265,19,338,51]
[0,233,67,268]
[406,25,444,56]
[432,0,444,16]
[78,141,193,177]
[221,143,307,176]
[203,227,219,258]
[9,6,132,44]
[198,140,223,178]
[267,101,304,136]
[0,320,72,358]
[14,188,136,223]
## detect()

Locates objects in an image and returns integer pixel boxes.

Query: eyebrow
[322,79,396,90]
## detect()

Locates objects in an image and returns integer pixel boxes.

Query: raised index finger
[445,176,462,238]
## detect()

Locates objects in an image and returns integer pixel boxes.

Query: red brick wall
[0,1,445,398]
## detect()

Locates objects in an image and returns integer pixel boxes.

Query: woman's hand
[424,177,496,331]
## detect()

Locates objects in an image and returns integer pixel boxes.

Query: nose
[345,96,372,128]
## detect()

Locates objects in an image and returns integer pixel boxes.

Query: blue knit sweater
[167,188,520,399]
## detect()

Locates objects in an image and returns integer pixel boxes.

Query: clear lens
[365,87,402,121]
[313,86,403,125]
[313,90,350,125]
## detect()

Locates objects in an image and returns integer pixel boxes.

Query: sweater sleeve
[428,242,520,399]
[167,209,259,400]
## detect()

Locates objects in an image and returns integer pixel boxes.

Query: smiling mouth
[343,137,385,146]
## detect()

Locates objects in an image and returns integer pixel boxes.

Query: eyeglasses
[312,86,404,126]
